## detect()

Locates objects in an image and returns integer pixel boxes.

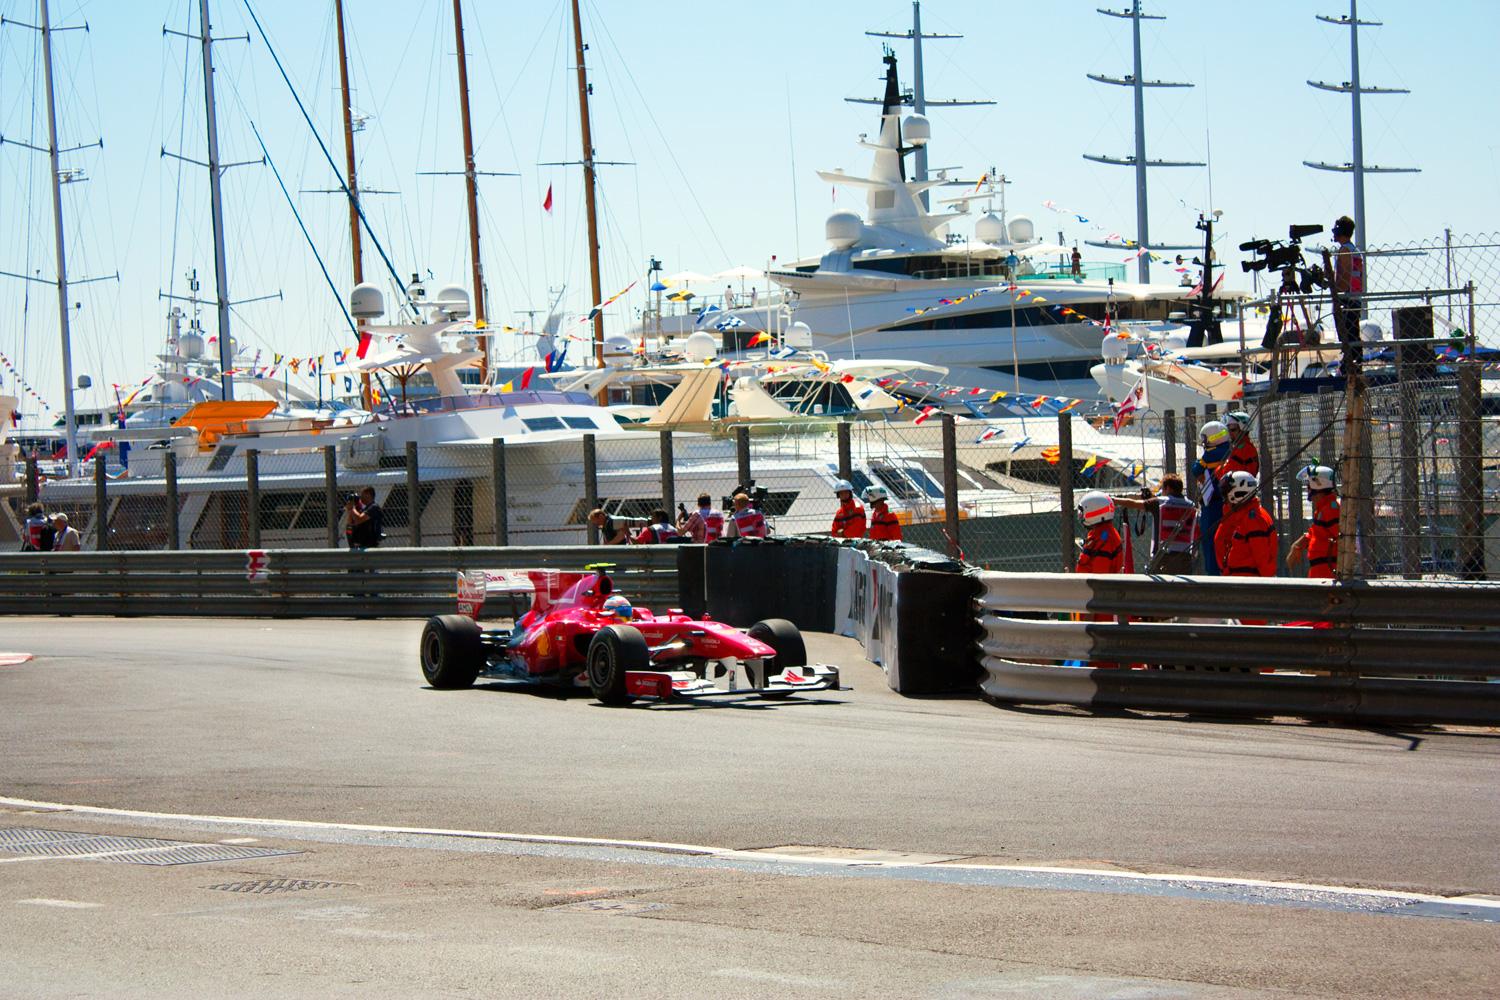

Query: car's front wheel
[587,625,649,705]
[748,618,806,699]
[420,615,483,689]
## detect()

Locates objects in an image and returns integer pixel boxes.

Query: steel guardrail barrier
[977,571,1500,726]
[0,546,682,618]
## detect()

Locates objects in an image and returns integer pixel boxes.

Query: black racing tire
[748,618,806,699]
[420,614,484,689]
[587,625,649,706]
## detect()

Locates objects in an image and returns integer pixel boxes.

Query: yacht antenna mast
[333,0,373,409]
[852,0,992,208]
[452,0,487,381]
[1303,0,1417,251]
[1083,0,1203,283]
[571,0,605,377]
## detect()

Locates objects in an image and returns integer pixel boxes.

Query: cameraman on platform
[344,486,385,551]
[1323,215,1364,365]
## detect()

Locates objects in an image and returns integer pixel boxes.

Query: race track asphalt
[1,616,1496,998]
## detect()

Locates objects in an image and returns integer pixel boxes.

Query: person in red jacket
[830,479,866,539]
[1075,491,1125,574]
[1222,410,1260,478]
[1288,464,1339,579]
[863,485,902,541]
[1216,471,1278,580]
[633,509,680,544]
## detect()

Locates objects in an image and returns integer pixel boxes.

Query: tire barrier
[978,572,1500,725]
[0,546,680,618]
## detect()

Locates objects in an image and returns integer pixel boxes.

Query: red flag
[355,330,373,359]
[520,366,535,390]
[913,405,938,425]
[542,183,553,214]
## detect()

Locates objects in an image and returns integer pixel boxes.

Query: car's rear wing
[456,569,594,620]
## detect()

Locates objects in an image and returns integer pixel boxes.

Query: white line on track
[18,898,101,908]
[4,794,1497,912]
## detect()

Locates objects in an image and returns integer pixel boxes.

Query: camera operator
[723,487,768,539]
[344,486,385,550]
[1321,215,1364,365]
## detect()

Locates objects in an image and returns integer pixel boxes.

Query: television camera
[1240,224,1328,293]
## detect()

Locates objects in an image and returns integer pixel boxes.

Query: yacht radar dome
[432,284,471,320]
[826,210,863,249]
[1101,331,1130,364]
[683,331,716,362]
[179,330,205,358]
[903,114,931,146]
[1007,215,1035,244]
[785,321,813,349]
[350,283,386,321]
[975,212,1006,245]
[602,334,635,366]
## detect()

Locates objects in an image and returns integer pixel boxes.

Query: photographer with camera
[723,490,768,539]
[1322,215,1364,367]
[343,486,385,551]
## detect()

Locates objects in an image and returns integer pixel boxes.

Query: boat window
[258,491,307,532]
[522,416,565,432]
[904,465,945,499]
[868,461,923,501]
[562,416,597,430]
[292,491,331,530]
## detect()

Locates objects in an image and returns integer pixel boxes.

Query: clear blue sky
[1,0,1496,415]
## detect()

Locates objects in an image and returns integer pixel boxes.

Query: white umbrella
[713,265,764,279]
[664,270,714,284]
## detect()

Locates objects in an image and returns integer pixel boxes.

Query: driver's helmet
[601,593,634,621]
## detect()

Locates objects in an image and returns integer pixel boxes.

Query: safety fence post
[324,445,339,549]
[406,441,421,547]
[659,429,675,516]
[941,413,960,558]
[736,426,751,489]
[246,449,261,549]
[1183,407,1199,503]
[1163,411,1177,476]
[1458,363,1485,579]
[492,438,508,547]
[584,433,599,545]
[1318,391,1337,468]
[837,421,852,482]
[1283,400,1303,567]
[93,456,108,551]
[1058,411,1075,571]
[165,450,180,551]
[25,455,38,505]
[1397,348,1422,577]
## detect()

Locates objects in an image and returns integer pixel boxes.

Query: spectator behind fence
[1114,473,1198,575]
[588,508,631,545]
[1322,215,1364,367]
[678,493,724,543]
[50,513,81,552]
[344,487,385,550]
[21,502,53,552]
[634,509,681,544]
[724,492,767,539]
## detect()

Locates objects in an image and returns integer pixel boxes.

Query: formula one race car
[418,563,841,705]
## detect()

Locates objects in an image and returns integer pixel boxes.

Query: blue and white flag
[714,316,746,331]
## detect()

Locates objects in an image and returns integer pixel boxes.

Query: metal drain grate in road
[206,878,345,894]
[0,827,297,866]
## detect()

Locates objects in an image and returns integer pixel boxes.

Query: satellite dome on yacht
[1101,332,1131,365]
[431,284,471,321]
[682,331,717,362]
[785,322,813,349]
[903,113,931,146]
[350,283,385,320]
[826,211,863,249]
[975,212,1006,245]
[1008,215,1036,244]
[603,335,635,366]
[179,330,205,359]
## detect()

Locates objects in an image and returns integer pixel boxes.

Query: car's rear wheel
[587,625,649,705]
[420,615,484,689]
[748,618,805,699]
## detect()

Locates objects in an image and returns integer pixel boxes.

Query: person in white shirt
[51,513,81,552]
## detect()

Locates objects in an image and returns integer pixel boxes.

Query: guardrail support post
[941,412,961,558]
[25,455,39,504]
[165,450,180,550]
[735,426,751,489]
[93,456,108,551]
[1058,411,1075,570]
[1458,363,1484,579]
[492,438,508,547]
[584,433,599,544]
[837,421,852,482]
[324,445,339,549]
[1397,348,1422,577]
[659,430,675,516]
[406,441,421,547]
[246,449,261,549]
[1163,411,1177,475]
[1183,408,1198,503]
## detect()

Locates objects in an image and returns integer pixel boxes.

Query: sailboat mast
[197,0,235,400]
[570,0,605,373]
[333,0,373,409]
[38,0,79,476]
[451,0,488,382]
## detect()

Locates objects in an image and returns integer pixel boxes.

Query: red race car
[418,563,842,705]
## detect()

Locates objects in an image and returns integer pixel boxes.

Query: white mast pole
[198,0,234,400]
[38,0,80,477]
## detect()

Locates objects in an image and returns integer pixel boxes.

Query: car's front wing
[624,663,843,701]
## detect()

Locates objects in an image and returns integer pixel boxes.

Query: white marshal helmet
[1199,420,1230,449]
[861,485,887,504]
[1223,470,1259,504]
[1297,464,1336,491]
[1076,490,1116,527]
[1225,410,1252,432]
[833,479,855,496]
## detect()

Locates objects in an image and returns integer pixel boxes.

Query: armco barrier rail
[978,573,1500,726]
[0,546,680,618]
